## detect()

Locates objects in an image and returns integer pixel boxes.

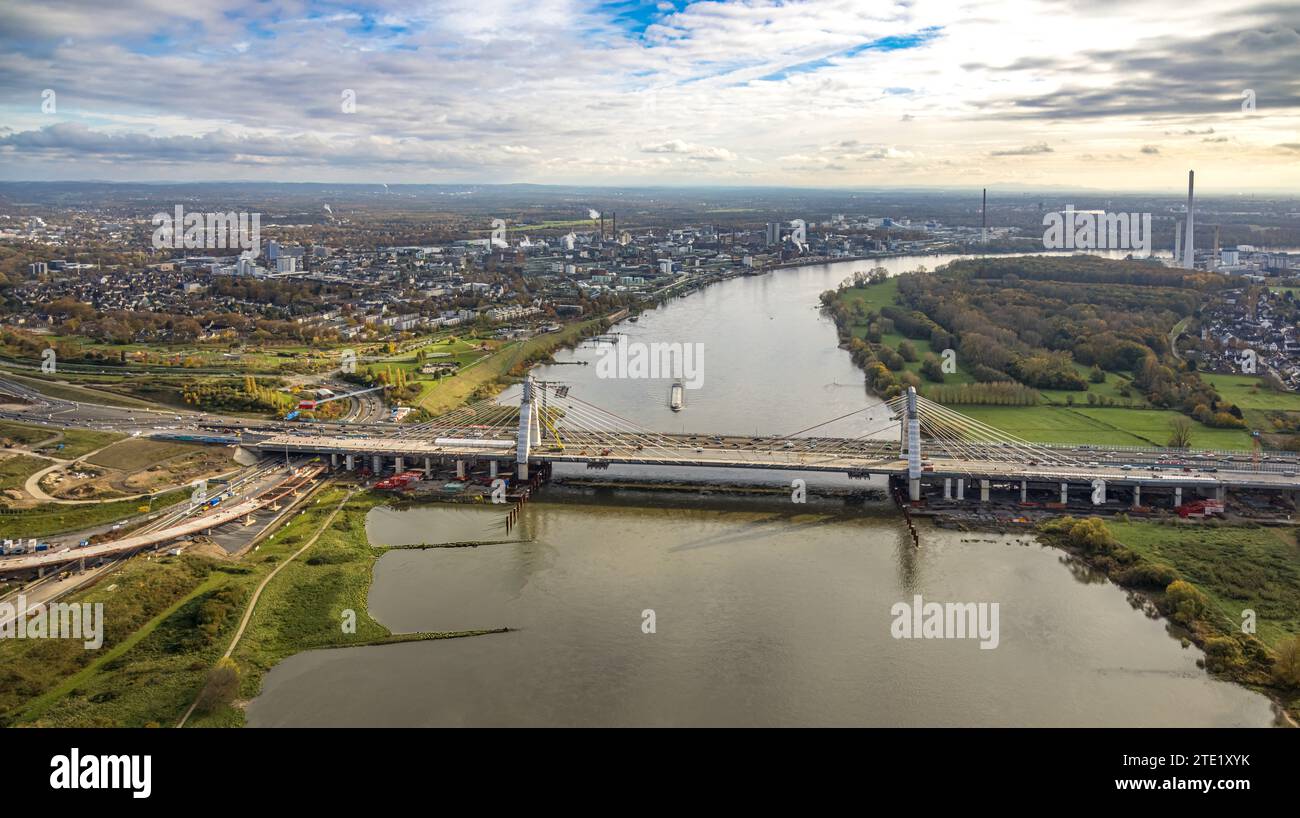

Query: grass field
[0,488,188,539]
[36,429,124,460]
[1201,372,1300,411]
[0,454,47,492]
[87,438,207,471]
[13,572,232,725]
[0,420,122,459]
[0,420,58,447]
[957,405,1255,449]
[0,553,235,727]
[1108,520,1300,648]
[0,489,343,727]
[416,318,604,415]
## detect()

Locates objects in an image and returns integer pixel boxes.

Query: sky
[0,0,1297,191]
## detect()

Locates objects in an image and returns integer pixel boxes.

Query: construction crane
[286,385,388,420]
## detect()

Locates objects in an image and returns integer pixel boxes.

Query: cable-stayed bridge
[243,378,1300,507]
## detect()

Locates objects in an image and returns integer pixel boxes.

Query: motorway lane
[249,429,1300,491]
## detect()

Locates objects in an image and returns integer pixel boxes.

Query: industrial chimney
[981,188,987,244]
[1182,170,1195,269]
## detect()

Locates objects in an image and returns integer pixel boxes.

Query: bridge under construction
[243,379,1300,508]
[0,465,325,577]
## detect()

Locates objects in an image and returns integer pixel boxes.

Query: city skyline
[1,0,1297,191]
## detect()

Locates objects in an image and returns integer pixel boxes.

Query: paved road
[247,429,1300,492]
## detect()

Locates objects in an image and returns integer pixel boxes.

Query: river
[245,252,1282,727]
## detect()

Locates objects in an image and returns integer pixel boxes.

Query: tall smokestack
[1183,170,1195,269]
[600,214,605,239]
[1174,220,1183,263]
[981,188,987,244]
[612,212,616,241]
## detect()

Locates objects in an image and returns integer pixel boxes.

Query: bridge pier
[1174,487,1182,508]
[943,478,952,500]
[330,453,339,469]
[956,478,965,501]
[79,557,86,573]
[372,455,382,474]
[345,454,355,471]
[1060,482,1068,504]
[424,456,433,477]
[980,479,990,503]
[909,478,921,502]
[490,460,499,478]
[1214,485,1226,503]
[1132,485,1141,508]
[1020,480,1027,503]
[456,460,466,479]
[394,456,404,473]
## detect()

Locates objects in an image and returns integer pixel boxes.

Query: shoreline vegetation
[1034,515,1300,723]
[0,487,513,727]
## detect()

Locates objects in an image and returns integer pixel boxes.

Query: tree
[1167,416,1193,448]
[196,658,240,714]
[1274,635,1300,687]
[1165,580,1211,628]
[1089,364,1106,383]
[920,354,945,383]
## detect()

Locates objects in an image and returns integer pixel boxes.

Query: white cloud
[0,0,1294,189]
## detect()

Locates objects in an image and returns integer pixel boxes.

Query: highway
[0,462,324,576]
[245,428,1300,492]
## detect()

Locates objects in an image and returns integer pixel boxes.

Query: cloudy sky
[0,0,1297,191]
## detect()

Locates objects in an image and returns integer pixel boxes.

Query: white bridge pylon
[886,386,1088,499]
[888,388,1084,468]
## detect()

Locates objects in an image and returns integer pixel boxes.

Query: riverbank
[0,484,510,727]
[192,488,512,726]
[1033,515,1299,724]
[415,315,613,416]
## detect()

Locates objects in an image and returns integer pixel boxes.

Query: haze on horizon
[0,0,1297,194]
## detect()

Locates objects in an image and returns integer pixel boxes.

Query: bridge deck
[247,432,1300,492]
